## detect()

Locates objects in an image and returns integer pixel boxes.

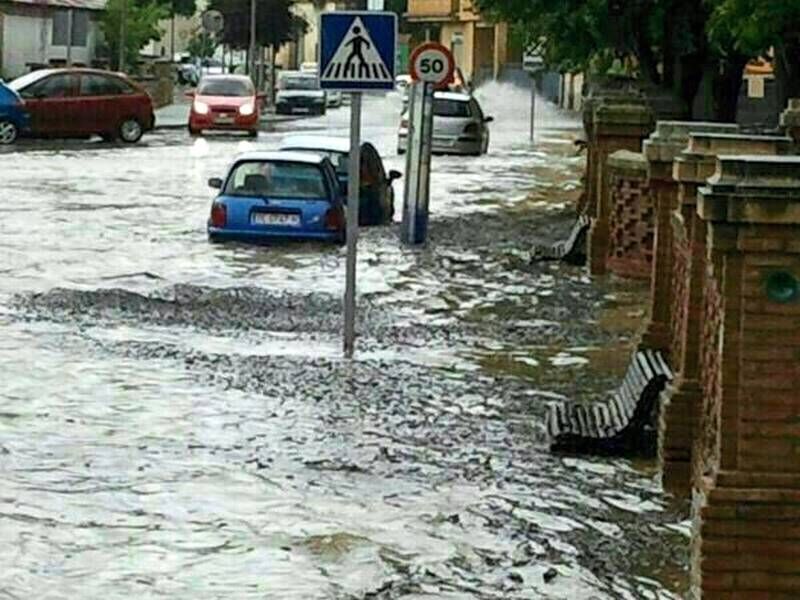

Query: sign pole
[343,91,362,357]
[530,76,535,142]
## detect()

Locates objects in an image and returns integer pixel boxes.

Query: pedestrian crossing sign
[319,12,397,91]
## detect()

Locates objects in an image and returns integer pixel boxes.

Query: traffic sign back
[319,12,397,91]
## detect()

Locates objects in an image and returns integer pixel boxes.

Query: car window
[20,74,75,99]
[198,78,253,97]
[433,98,472,118]
[285,148,348,175]
[469,99,484,120]
[226,161,328,199]
[279,76,318,91]
[80,74,135,96]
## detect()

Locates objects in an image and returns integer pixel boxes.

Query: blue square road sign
[319,11,397,91]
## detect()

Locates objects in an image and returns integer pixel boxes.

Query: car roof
[279,135,350,153]
[23,68,129,78]
[233,151,328,165]
[200,74,252,82]
[433,91,473,102]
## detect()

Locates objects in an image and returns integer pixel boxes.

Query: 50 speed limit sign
[409,42,455,87]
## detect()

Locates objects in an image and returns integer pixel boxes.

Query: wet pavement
[1,83,688,599]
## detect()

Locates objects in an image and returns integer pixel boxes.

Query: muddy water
[0,85,688,598]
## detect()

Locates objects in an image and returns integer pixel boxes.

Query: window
[279,75,319,91]
[21,74,75,99]
[198,78,254,97]
[225,161,328,199]
[80,74,134,97]
[433,98,472,118]
[52,10,89,47]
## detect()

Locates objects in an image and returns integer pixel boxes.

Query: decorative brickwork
[606,151,653,278]
[587,99,654,275]
[658,132,794,496]
[691,155,800,598]
[640,121,738,354]
[669,212,691,365]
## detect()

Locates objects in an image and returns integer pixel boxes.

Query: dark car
[8,68,155,143]
[278,135,401,226]
[0,80,30,145]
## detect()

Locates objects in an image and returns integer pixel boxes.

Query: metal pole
[170,11,176,62]
[118,0,126,71]
[249,0,256,77]
[343,92,362,357]
[66,9,73,66]
[529,77,535,142]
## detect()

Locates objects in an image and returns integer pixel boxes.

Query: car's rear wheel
[118,118,144,144]
[189,125,202,136]
[247,129,258,138]
[0,119,19,145]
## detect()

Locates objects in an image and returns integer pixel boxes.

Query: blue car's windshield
[225,161,328,199]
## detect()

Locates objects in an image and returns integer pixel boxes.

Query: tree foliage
[208,0,308,50]
[187,29,218,59]
[101,0,168,70]
[474,0,775,118]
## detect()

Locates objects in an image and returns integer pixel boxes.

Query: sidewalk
[154,102,305,130]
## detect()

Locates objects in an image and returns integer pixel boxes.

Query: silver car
[397,91,493,156]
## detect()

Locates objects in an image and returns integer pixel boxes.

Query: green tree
[186,29,218,59]
[474,0,754,120]
[209,0,308,51]
[101,0,168,71]
[709,0,800,111]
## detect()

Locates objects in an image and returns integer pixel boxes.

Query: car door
[18,73,80,136]
[78,73,115,135]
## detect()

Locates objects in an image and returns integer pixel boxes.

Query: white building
[0,0,105,80]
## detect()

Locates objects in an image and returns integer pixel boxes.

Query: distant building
[0,0,105,80]
[142,14,203,60]
[404,0,521,84]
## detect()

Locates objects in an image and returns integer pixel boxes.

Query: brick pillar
[582,87,640,216]
[691,155,800,598]
[780,98,800,144]
[588,99,654,275]
[659,133,794,497]
[640,121,739,354]
[605,150,652,278]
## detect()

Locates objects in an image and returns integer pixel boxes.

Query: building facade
[0,0,104,80]
[405,0,519,84]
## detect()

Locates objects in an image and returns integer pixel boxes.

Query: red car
[188,75,263,137]
[8,68,155,143]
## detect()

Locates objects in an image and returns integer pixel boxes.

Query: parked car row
[206,136,400,245]
[0,68,155,145]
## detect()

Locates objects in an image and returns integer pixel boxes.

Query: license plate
[216,115,234,124]
[251,212,300,226]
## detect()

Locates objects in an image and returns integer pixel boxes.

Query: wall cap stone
[697,155,800,225]
[608,150,648,173]
[644,121,738,164]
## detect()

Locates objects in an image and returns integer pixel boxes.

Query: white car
[397,91,493,156]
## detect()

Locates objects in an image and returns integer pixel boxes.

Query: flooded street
[1,84,688,599]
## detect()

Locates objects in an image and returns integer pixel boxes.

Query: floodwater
[0,82,689,599]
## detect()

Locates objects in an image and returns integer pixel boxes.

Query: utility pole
[66,9,73,66]
[248,0,256,77]
[118,0,127,71]
[170,6,176,62]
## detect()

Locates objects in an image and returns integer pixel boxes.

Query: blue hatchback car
[207,151,347,244]
[0,80,30,145]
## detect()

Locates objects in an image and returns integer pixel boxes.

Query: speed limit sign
[409,42,455,88]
